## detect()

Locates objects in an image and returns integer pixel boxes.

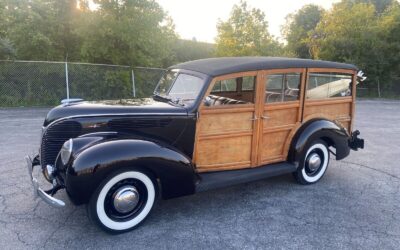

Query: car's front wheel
[293,139,330,185]
[88,170,156,233]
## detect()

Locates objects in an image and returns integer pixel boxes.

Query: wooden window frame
[200,71,259,111]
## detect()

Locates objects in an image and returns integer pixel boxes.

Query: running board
[196,162,297,192]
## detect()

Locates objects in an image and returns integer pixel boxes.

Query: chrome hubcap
[307,153,322,171]
[113,186,140,214]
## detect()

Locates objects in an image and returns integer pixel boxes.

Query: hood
[44,98,187,126]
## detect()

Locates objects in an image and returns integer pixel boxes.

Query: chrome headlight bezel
[60,139,73,165]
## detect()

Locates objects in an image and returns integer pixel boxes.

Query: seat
[208,95,247,106]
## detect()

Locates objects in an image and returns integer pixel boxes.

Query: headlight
[60,139,73,165]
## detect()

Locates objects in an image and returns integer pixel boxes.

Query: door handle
[261,115,270,120]
[250,116,258,121]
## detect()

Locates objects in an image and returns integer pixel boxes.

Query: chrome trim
[25,156,65,208]
[45,164,55,181]
[113,186,140,213]
[45,112,188,132]
[61,98,84,105]
[307,153,322,171]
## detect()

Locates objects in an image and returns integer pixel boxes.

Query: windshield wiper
[152,93,172,103]
[153,94,185,107]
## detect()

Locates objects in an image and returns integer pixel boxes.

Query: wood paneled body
[257,68,306,165]
[195,106,255,172]
[193,67,356,173]
[193,71,261,173]
[303,97,352,131]
[258,103,302,164]
[303,68,356,131]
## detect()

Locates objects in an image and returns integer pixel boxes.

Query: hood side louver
[108,118,172,131]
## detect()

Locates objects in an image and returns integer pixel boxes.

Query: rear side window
[265,73,301,103]
[307,73,352,99]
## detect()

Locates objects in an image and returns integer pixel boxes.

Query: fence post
[65,62,70,99]
[377,77,381,98]
[131,69,136,97]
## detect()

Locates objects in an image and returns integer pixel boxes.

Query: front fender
[65,139,196,205]
[289,119,351,166]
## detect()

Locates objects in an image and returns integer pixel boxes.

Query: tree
[1,0,84,61]
[173,39,214,63]
[349,0,396,14]
[0,38,15,59]
[77,0,178,67]
[282,4,324,58]
[310,0,400,94]
[215,1,282,57]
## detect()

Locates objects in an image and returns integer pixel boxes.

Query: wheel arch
[65,138,197,205]
[288,118,351,167]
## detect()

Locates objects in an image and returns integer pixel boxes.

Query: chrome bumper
[25,156,65,208]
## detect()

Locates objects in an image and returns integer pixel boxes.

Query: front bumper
[25,155,65,208]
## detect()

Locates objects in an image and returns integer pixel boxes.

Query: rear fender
[65,138,196,205]
[288,119,350,167]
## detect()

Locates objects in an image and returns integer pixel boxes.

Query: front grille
[40,120,81,168]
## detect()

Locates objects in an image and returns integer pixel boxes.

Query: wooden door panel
[262,106,299,128]
[194,107,255,172]
[195,134,252,171]
[198,109,253,136]
[258,104,300,165]
[257,68,306,166]
[260,130,291,162]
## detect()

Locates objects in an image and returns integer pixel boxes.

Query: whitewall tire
[293,139,330,185]
[88,170,156,233]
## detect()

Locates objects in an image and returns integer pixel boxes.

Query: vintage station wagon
[26,57,364,233]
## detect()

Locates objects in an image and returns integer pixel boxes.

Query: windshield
[154,70,205,106]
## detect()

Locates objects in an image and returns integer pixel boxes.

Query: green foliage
[1,0,83,61]
[173,39,215,62]
[282,4,324,59]
[0,0,213,66]
[0,38,15,59]
[215,1,283,57]
[309,0,400,92]
[281,0,400,97]
[78,0,177,67]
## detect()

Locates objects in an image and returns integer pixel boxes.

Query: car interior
[205,74,301,106]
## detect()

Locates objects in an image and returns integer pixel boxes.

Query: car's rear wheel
[88,170,156,233]
[293,139,330,185]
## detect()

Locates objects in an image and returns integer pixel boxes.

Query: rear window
[307,73,352,99]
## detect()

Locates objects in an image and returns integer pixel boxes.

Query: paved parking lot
[0,100,399,249]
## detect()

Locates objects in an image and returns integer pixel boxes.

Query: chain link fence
[0,60,165,107]
[0,60,399,107]
[356,76,400,99]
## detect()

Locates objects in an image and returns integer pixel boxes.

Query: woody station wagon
[26,57,364,233]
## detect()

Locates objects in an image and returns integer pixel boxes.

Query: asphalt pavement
[0,99,399,249]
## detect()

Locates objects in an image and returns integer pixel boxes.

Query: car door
[193,71,263,172]
[257,68,306,166]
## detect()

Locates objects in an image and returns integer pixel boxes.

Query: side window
[212,81,221,92]
[207,76,256,106]
[265,73,301,103]
[307,73,352,99]
[220,79,237,91]
[242,76,255,90]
